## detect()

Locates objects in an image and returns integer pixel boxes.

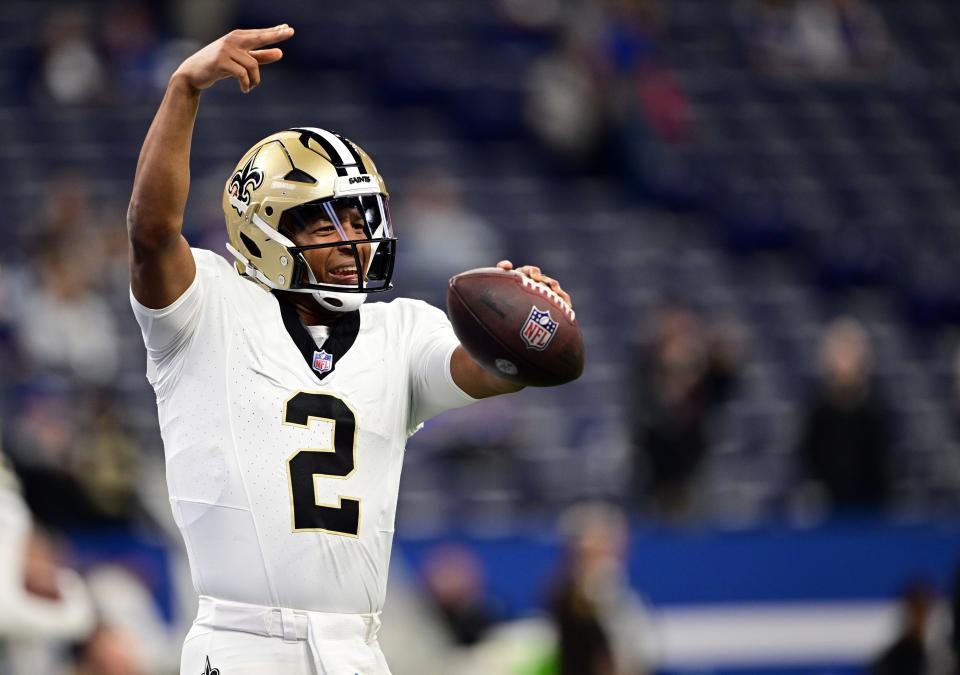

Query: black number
[285,392,360,537]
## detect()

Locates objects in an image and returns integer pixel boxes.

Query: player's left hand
[497,260,573,309]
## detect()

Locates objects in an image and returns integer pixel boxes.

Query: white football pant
[180,596,392,675]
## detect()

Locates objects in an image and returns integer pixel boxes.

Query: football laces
[515,271,576,322]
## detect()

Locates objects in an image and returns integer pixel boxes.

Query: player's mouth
[328,264,359,284]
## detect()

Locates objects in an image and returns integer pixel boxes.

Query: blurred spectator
[601,0,692,145]
[35,7,105,104]
[871,580,947,675]
[628,304,740,519]
[13,243,120,386]
[524,31,611,168]
[6,385,141,530]
[735,0,890,80]
[421,545,501,647]
[795,318,892,514]
[0,429,166,675]
[0,445,93,675]
[395,170,506,306]
[0,451,95,643]
[950,562,960,672]
[549,502,659,675]
[524,0,696,192]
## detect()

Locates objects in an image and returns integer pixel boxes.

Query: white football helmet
[223,127,396,312]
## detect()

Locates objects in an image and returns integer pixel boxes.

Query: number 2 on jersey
[284,392,360,537]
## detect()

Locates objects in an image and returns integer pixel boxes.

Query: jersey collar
[273,292,360,381]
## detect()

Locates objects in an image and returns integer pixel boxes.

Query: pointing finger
[235,24,294,48]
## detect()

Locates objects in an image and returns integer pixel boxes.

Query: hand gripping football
[447,268,584,387]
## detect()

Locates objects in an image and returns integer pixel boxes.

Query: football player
[127,25,572,674]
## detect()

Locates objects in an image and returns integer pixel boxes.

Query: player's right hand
[172,24,295,94]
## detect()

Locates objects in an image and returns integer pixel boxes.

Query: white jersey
[131,248,475,615]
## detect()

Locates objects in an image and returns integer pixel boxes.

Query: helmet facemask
[278,195,396,312]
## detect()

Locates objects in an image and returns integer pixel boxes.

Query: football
[447,267,584,387]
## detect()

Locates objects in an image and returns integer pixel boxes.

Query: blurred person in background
[421,544,501,648]
[598,0,693,146]
[524,30,612,170]
[548,502,659,675]
[1,401,173,675]
[12,244,120,387]
[789,0,890,79]
[949,562,960,674]
[734,0,890,80]
[524,0,696,200]
[5,385,143,531]
[599,0,698,207]
[871,580,950,675]
[0,450,96,652]
[628,303,741,520]
[33,6,105,105]
[0,441,151,675]
[795,317,892,515]
[7,172,122,388]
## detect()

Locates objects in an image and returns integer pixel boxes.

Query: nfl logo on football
[312,349,334,374]
[521,306,559,351]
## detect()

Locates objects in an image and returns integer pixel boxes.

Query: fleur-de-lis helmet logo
[228,151,264,216]
[202,656,219,675]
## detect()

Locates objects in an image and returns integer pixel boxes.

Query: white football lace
[515,271,576,322]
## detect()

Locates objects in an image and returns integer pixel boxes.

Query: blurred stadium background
[1,0,960,673]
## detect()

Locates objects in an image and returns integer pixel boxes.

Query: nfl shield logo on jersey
[521,306,559,350]
[312,349,334,374]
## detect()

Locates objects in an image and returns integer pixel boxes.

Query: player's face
[291,205,371,286]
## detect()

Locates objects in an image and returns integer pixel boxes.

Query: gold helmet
[223,127,396,312]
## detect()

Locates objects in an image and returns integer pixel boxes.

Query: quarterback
[127,25,572,674]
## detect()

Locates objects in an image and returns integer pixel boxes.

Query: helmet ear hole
[240,232,262,258]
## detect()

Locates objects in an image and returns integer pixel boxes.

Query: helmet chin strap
[304,265,368,313]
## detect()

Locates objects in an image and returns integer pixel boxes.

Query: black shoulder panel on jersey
[273,292,360,381]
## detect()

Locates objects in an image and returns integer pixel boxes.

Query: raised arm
[127,25,294,309]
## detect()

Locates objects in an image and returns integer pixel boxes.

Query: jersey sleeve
[406,301,478,432]
[129,248,233,395]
